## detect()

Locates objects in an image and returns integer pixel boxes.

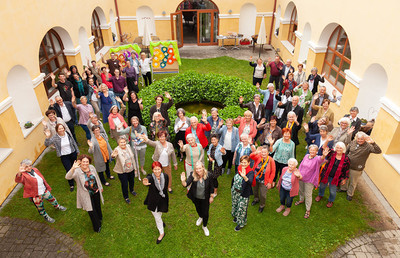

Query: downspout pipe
[268,0,277,45]
[114,0,123,42]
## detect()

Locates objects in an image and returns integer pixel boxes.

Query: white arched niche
[274,6,281,36]
[79,27,92,65]
[136,6,156,36]
[298,23,311,64]
[354,64,388,120]
[7,66,43,136]
[239,3,257,39]
[109,9,118,42]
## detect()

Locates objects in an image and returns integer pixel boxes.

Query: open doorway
[171,0,219,47]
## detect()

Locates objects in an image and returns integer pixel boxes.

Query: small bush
[139,71,257,138]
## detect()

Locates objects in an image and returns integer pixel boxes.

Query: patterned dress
[207,145,223,178]
[231,173,250,227]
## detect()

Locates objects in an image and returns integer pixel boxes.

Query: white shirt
[113,117,122,128]
[30,172,46,195]
[223,130,232,151]
[243,125,251,135]
[254,65,264,78]
[159,147,169,167]
[174,119,189,133]
[59,104,71,122]
[139,58,152,74]
[59,134,72,156]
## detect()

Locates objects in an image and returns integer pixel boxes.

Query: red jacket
[185,123,211,148]
[249,153,276,185]
[235,117,258,143]
[282,79,297,93]
[15,168,51,198]
[277,167,300,197]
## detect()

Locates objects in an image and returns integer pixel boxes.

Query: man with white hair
[340,132,381,201]
[15,159,67,223]
[256,83,278,122]
[310,85,337,117]
[343,107,362,139]
[278,95,304,125]
[48,96,77,143]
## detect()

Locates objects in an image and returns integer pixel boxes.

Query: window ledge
[21,116,44,139]
[0,148,13,164]
[95,46,112,62]
[280,40,295,56]
[383,154,400,176]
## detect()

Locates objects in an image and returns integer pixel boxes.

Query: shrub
[139,71,258,139]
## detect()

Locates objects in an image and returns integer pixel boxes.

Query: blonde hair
[193,161,208,181]
[152,112,161,121]
[244,110,253,117]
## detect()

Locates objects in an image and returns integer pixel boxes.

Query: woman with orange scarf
[108,101,127,141]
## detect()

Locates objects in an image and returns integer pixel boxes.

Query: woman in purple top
[296,145,328,218]
[122,60,139,93]
[72,95,94,140]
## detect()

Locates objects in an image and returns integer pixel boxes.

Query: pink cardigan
[235,117,257,143]
[277,167,300,197]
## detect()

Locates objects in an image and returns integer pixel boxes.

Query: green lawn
[0,57,376,257]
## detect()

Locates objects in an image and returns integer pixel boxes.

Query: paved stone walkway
[330,230,400,257]
[0,217,87,257]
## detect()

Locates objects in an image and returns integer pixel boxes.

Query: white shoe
[196,217,203,226]
[202,226,210,236]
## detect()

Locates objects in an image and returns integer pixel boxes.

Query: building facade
[1,0,400,216]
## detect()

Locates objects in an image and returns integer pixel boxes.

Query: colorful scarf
[321,152,345,186]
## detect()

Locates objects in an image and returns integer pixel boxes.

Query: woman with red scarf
[108,102,127,141]
[315,142,350,208]
[231,155,254,231]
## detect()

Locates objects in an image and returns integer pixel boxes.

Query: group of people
[16,54,382,244]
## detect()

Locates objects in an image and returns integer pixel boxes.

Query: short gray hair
[254,94,261,99]
[338,117,351,126]
[308,144,319,151]
[176,108,186,116]
[288,158,298,166]
[240,133,249,140]
[190,116,198,123]
[334,142,347,153]
[287,111,296,119]
[21,159,33,166]
[211,107,218,113]
[311,67,318,73]
[350,106,359,113]
[319,125,328,131]
[355,131,368,139]
[186,133,194,140]
[267,83,275,89]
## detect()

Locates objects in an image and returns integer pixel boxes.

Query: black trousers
[88,191,102,232]
[118,172,135,199]
[142,73,152,86]
[66,120,77,143]
[253,77,264,86]
[127,76,139,93]
[98,161,111,184]
[273,161,287,182]
[60,152,77,187]
[222,150,234,170]
[269,75,281,90]
[192,198,210,227]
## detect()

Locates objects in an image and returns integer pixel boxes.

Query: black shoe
[125,198,131,204]
[131,191,137,196]
[69,186,74,192]
[156,233,165,244]
[258,207,264,213]
[251,200,259,206]
[234,225,243,231]
[337,189,346,193]
[96,226,102,233]
[233,217,237,223]
[346,195,353,201]
[163,222,166,228]
[168,189,173,194]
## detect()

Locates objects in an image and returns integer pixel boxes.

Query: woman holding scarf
[231,155,254,231]
[143,161,169,244]
[307,67,325,95]
[108,99,127,141]
[315,142,350,208]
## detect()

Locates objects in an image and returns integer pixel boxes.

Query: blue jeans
[114,92,124,109]
[265,109,274,122]
[80,124,91,140]
[318,177,337,202]
[279,187,293,208]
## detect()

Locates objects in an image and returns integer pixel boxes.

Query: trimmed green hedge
[139,71,257,137]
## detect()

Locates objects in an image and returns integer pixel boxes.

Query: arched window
[322,26,351,92]
[91,10,104,53]
[39,29,68,97]
[287,7,297,46]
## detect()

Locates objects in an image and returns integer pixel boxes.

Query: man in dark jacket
[48,96,77,142]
